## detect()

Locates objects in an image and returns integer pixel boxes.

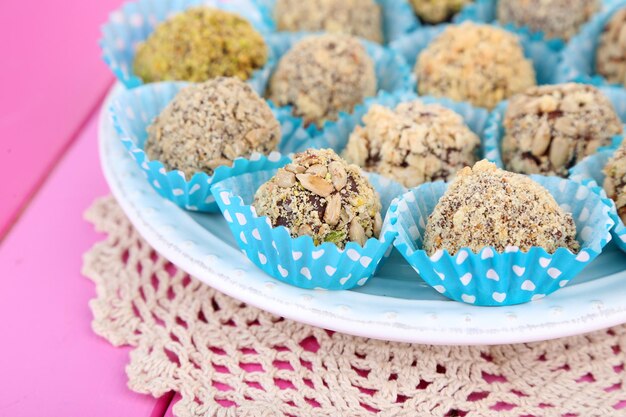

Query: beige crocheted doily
[83,197,626,417]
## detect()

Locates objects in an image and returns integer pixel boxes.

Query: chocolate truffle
[409,0,472,24]
[596,8,626,86]
[415,23,536,109]
[342,100,480,187]
[268,34,377,128]
[497,0,598,40]
[424,160,580,256]
[274,0,382,43]
[604,142,626,225]
[145,77,281,178]
[133,7,268,83]
[253,149,383,248]
[502,83,622,177]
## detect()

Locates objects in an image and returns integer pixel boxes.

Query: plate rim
[99,83,626,345]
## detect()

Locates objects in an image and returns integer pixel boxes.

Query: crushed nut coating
[424,160,579,256]
[604,142,626,225]
[145,77,280,178]
[268,34,377,128]
[133,7,268,83]
[274,0,382,43]
[502,83,622,177]
[415,23,536,110]
[409,0,472,24]
[596,8,626,87]
[343,100,480,188]
[498,0,598,40]
[253,149,382,248]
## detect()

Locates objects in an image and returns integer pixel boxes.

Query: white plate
[100,84,626,345]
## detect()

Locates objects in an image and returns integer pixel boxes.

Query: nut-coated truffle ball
[424,160,580,256]
[133,7,268,83]
[415,23,536,109]
[253,149,382,248]
[145,77,281,178]
[596,8,626,86]
[268,34,377,128]
[497,0,599,40]
[274,0,382,43]
[343,100,480,187]
[502,83,622,177]
[604,142,626,225]
[409,0,472,24]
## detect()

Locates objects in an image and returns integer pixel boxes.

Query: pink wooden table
[0,0,173,414]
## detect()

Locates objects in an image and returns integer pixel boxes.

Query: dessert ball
[145,77,281,178]
[409,0,472,24]
[342,100,480,188]
[596,8,626,86]
[502,83,622,177]
[133,7,268,83]
[268,34,377,128]
[415,23,536,109]
[253,149,382,248]
[604,143,626,224]
[274,0,382,43]
[497,0,599,40]
[424,160,579,256]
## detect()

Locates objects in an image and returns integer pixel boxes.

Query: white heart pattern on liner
[339,275,352,285]
[277,265,288,277]
[521,280,536,291]
[430,250,444,262]
[547,268,561,279]
[239,231,247,244]
[292,251,302,261]
[357,277,368,286]
[460,273,472,286]
[219,191,230,205]
[461,294,476,304]
[539,257,551,268]
[492,292,507,303]
[258,252,267,265]
[360,256,372,267]
[312,250,325,260]
[252,229,261,240]
[481,248,494,259]
[346,249,360,261]
[189,184,200,194]
[512,266,526,277]
[456,250,469,265]
[325,266,337,276]
[235,213,247,226]
[433,285,445,294]
[300,267,312,280]
[575,251,590,262]
[486,269,499,281]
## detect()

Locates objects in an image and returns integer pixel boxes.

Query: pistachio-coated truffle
[268,34,377,128]
[424,160,579,256]
[596,8,626,87]
[343,100,480,187]
[145,77,281,178]
[502,83,622,177]
[409,0,472,24]
[253,149,383,248]
[274,0,382,43]
[604,142,626,225]
[133,7,268,83]
[415,23,536,109]
[498,0,599,40]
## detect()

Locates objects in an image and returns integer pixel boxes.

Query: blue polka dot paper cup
[385,176,614,306]
[570,150,626,253]
[210,170,405,290]
[110,81,315,213]
[252,0,419,44]
[556,0,626,86]
[266,32,415,137]
[389,23,563,97]
[316,90,490,155]
[482,85,626,168]
[100,0,275,91]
